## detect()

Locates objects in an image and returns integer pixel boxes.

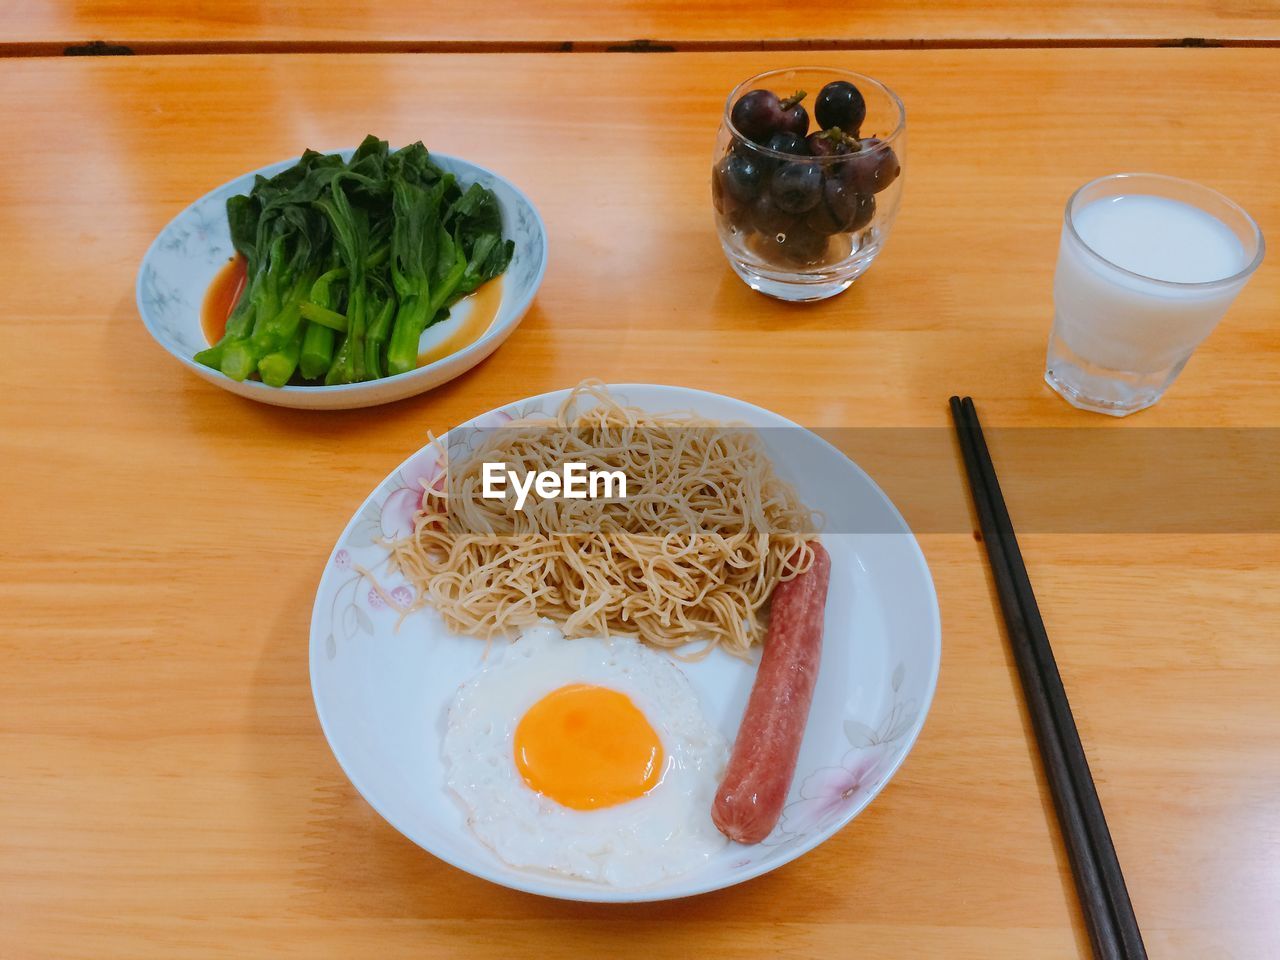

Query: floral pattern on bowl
[319,404,534,660]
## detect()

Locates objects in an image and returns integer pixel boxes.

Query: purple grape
[766,131,809,157]
[713,163,747,223]
[846,191,875,231]
[842,137,900,194]
[716,151,766,204]
[806,130,843,159]
[770,162,823,214]
[815,80,866,135]
[806,128,859,177]
[717,182,753,230]
[712,165,729,214]
[730,89,783,144]
[750,191,797,237]
[805,180,875,235]
[804,180,848,235]
[777,91,810,138]
[777,223,828,263]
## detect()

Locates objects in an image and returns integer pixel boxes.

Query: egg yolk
[513,684,664,810]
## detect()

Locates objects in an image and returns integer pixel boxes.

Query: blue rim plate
[136,149,548,410]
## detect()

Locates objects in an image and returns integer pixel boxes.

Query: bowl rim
[722,66,907,163]
[308,382,942,903]
[135,148,548,399]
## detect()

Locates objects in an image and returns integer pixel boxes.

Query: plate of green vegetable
[137,136,547,409]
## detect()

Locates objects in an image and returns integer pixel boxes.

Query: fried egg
[442,621,728,887]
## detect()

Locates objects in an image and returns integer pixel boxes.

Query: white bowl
[136,150,547,410]
[309,384,942,902]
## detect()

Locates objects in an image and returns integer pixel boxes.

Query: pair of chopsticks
[950,397,1147,960]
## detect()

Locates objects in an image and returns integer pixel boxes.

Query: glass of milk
[1046,173,1264,415]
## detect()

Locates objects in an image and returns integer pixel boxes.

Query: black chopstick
[949,396,1147,960]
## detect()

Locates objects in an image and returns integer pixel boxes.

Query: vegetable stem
[385,297,432,376]
[364,290,398,380]
[299,322,335,380]
[258,334,302,388]
[298,301,348,332]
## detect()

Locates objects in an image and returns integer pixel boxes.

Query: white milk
[1053,195,1247,373]
[1073,195,1245,284]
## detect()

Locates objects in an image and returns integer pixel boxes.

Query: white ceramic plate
[136,150,547,410]
[309,384,940,901]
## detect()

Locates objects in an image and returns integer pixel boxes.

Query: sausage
[712,541,831,843]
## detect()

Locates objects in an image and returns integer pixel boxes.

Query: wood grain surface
[2,0,1279,50]
[1,50,1277,959]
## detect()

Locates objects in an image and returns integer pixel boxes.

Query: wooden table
[2,49,1277,959]
[2,0,1279,52]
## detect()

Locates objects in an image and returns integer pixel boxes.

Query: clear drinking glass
[1046,173,1264,416]
[712,67,906,302]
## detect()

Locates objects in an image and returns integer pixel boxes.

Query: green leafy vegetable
[196,138,514,387]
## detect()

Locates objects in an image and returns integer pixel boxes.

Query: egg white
[442,621,729,887]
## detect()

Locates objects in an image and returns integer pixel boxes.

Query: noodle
[390,381,817,658]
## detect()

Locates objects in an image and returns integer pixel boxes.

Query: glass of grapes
[712,67,906,301]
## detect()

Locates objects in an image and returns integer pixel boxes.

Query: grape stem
[818,126,861,148]
[780,90,807,108]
